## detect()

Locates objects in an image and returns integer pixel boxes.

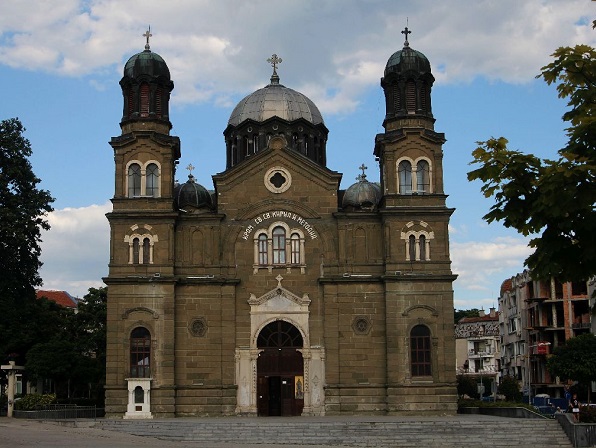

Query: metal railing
[13,404,104,420]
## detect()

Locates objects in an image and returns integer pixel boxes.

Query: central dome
[228,76,324,127]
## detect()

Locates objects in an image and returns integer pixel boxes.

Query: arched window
[132,238,140,264]
[408,235,416,261]
[258,234,268,265]
[398,161,412,194]
[419,234,427,261]
[290,233,301,264]
[253,224,305,272]
[410,325,431,377]
[272,226,286,264]
[127,231,157,265]
[145,163,159,197]
[142,238,151,264]
[130,327,151,378]
[416,160,430,193]
[257,320,303,348]
[128,164,142,197]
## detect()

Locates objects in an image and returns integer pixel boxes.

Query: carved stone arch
[401,304,439,317]
[252,316,307,350]
[122,306,160,320]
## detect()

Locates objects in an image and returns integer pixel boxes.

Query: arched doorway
[257,320,304,416]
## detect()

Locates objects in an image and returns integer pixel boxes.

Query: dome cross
[267,54,282,85]
[401,26,411,47]
[357,163,368,181]
[143,26,152,50]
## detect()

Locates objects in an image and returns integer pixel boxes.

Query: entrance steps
[95,415,572,447]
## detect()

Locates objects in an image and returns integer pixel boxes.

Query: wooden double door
[257,348,304,416]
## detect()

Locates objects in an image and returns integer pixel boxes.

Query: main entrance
[256,320,304,416]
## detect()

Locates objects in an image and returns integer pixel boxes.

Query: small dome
[385,46,431,76]
[384,28,431,77]
[175,175,213,210]
[342,172,382,211]
[124,49,171,81]
[228,74,324,127]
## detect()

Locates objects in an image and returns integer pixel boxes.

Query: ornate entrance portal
[234,278,326,416]
[257,321,304,416]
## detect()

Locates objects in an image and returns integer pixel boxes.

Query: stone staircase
[95,416,573,447]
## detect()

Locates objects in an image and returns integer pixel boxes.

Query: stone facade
[105,33,458,418]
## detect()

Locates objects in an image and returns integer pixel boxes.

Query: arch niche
[235,276,325,416]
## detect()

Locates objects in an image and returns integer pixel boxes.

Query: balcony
[468,349,496,359]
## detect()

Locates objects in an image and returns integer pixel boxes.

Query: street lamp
[528,342,551,407]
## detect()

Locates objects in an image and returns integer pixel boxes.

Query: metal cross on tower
[143,26,152,50]
[401,26,411,46]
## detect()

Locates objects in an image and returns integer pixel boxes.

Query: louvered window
[406,80,416,113]
[155,87,162,117]
[140,84,150,117]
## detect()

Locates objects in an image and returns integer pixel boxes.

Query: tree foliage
[24,287,107,401]
[467,45,596,282]
[455,308,481,323]
[547,333,596,389]
[0,118,54,361]
[497,375,522,402]
[0,118,54,297]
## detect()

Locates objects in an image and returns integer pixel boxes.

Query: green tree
[0,118,54,361]
[547,333,596,403]
[25,287,107,402]
[498,375,522,402]
[457,375,479,399]
[455,308,481,323]
[467,45,596,283]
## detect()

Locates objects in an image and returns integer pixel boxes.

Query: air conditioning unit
[516,328,522,336]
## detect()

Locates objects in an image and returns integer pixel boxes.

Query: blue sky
[0,0,593,309]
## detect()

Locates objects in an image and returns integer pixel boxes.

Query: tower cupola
[119,28,174,132]
[381,27,435,125]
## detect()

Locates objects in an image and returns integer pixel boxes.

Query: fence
[13,404,104,420]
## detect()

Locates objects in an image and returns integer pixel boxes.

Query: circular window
[352,316,372,335]
[189,317,208,337]
[264,166,292,194]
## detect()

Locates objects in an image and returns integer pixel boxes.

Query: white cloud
[451,236,533,307]
[39,202,111,298]
[0,0,592,116]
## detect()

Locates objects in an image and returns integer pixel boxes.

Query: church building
[104,28,458,418]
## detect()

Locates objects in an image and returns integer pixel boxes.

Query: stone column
[1,361,24,417]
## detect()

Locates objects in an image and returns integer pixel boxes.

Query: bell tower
[104,30,180,418]
[374,28,458,413]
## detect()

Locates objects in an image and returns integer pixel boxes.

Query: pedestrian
[570,394,580,422]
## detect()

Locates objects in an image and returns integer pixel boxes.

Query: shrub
[14,394,56,411]
[497,375,522,402]
[457,375,479,398]
[580,405,596,423]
